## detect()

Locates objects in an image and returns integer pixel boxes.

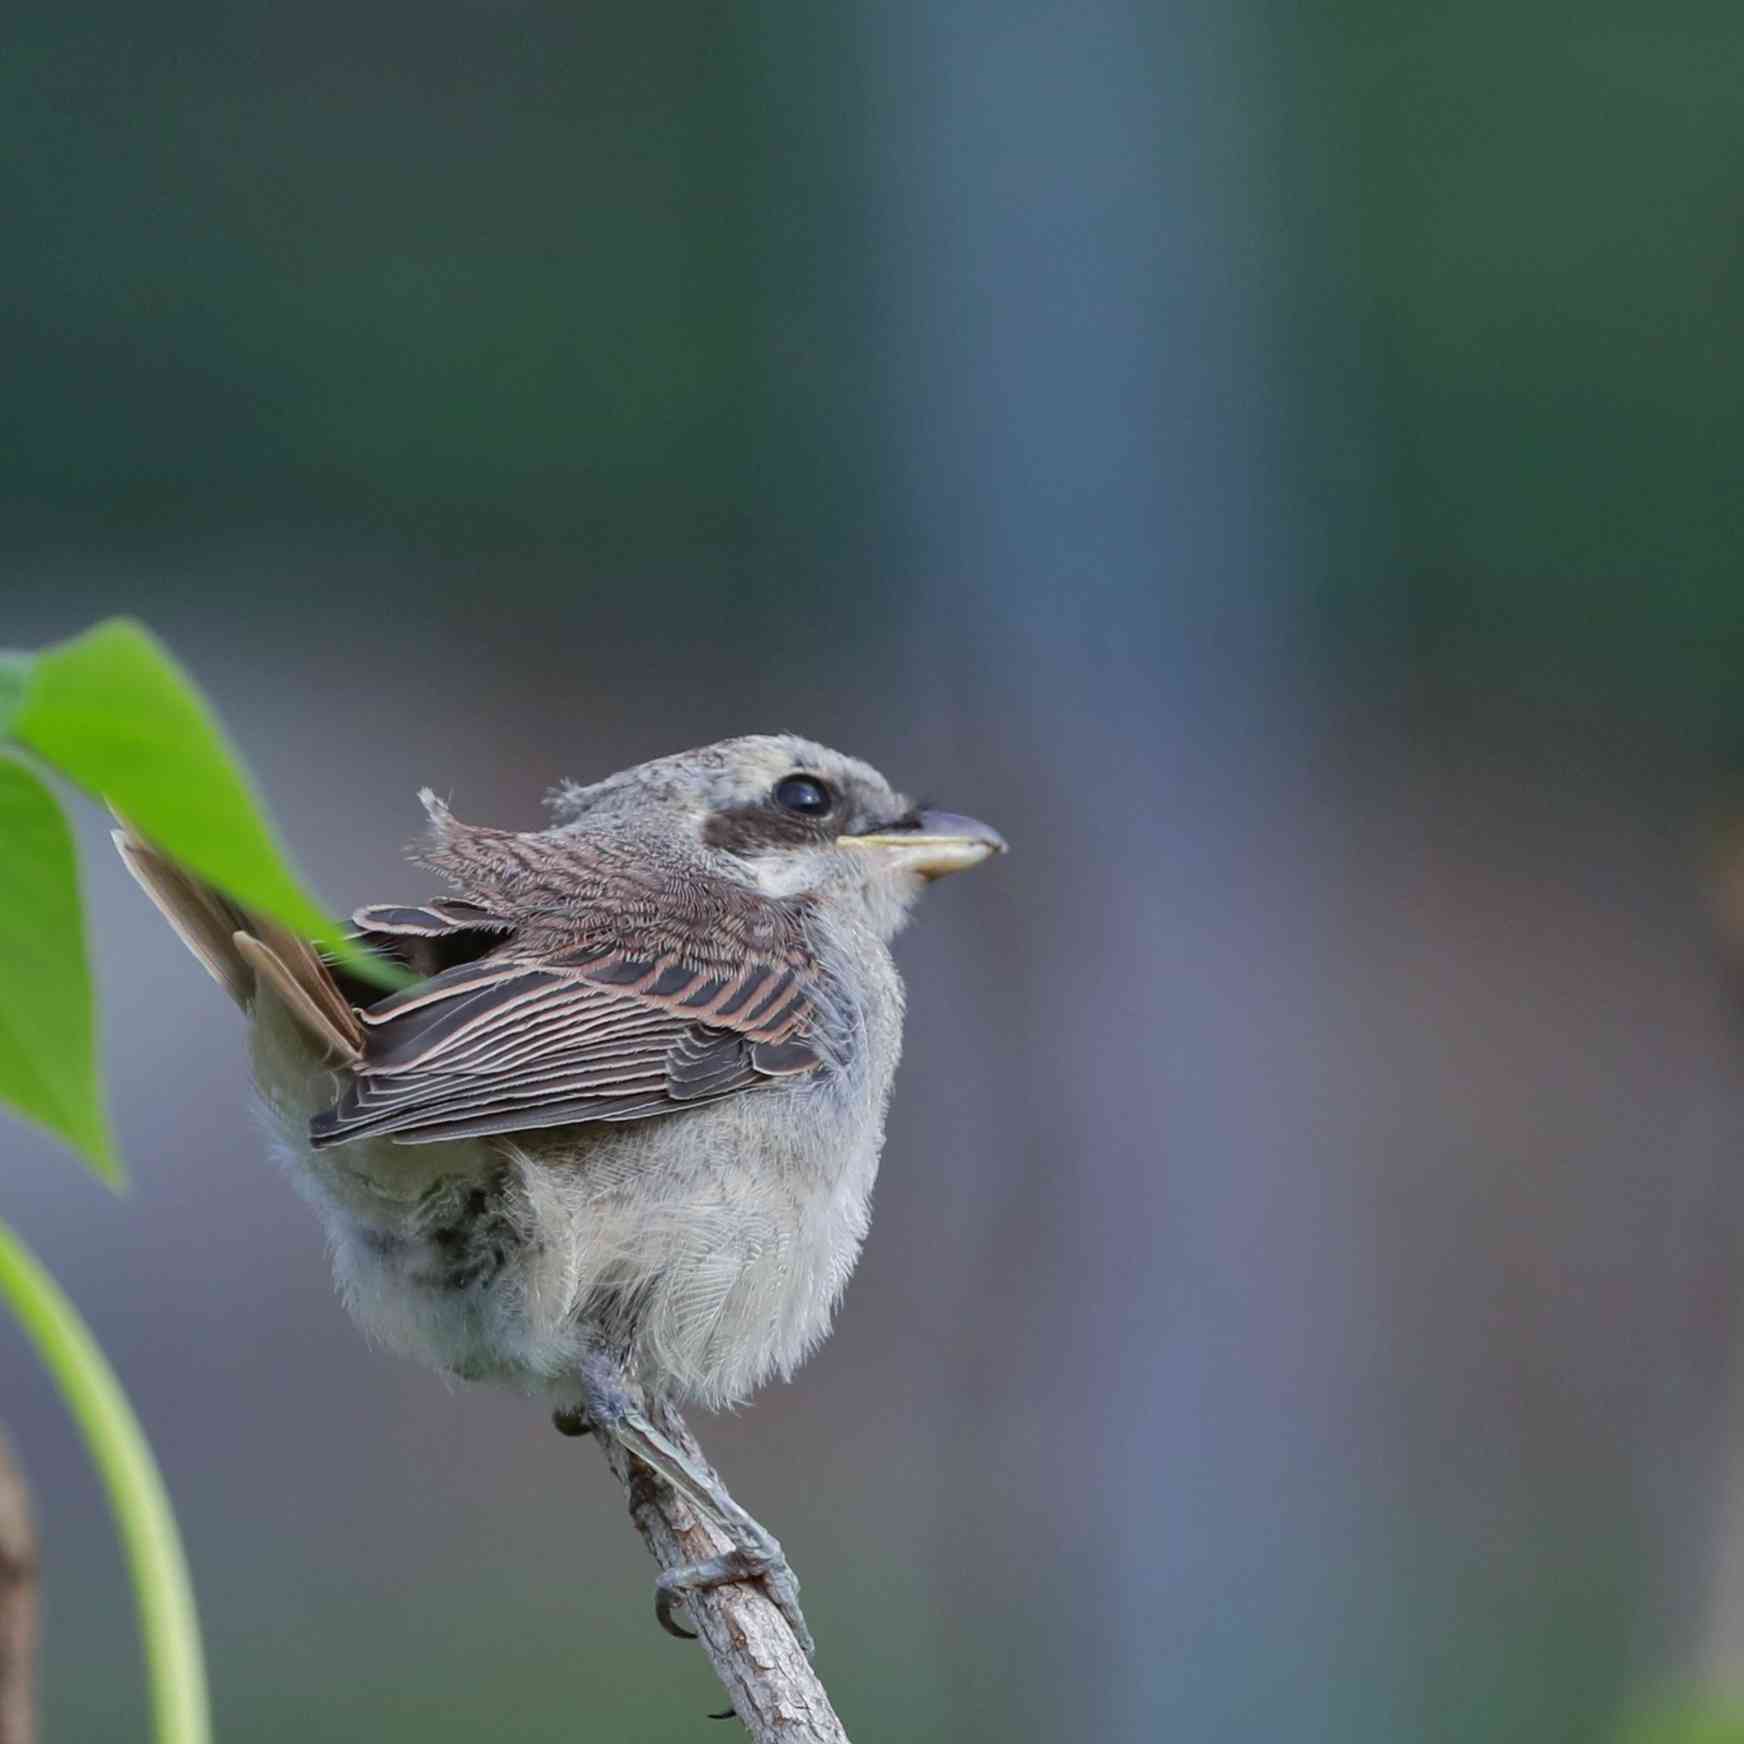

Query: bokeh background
[5,1,1744,1738]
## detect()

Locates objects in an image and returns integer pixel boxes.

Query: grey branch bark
[0,1431,37,1744]
[593,1399,851,1743]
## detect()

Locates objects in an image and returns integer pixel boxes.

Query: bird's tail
[111,825,363,1066]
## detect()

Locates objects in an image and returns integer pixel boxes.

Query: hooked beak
[837,809,1009,879]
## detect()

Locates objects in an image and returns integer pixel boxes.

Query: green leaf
[0,755,121,1183]
[0,1219,211,1744]
[7,617,402,987]
[8,619,337,940]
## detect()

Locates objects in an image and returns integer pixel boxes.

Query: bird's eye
[773,774,834,817]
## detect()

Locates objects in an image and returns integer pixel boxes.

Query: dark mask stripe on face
[701,805,831,855]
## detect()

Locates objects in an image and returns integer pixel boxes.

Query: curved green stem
[0,1220,210,1744]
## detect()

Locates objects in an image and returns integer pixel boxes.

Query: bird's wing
[309,910,823,1150]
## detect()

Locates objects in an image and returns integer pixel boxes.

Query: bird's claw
[654,1570,699,1640]
[654,1545,815,1658]
[560,1363,816,1656]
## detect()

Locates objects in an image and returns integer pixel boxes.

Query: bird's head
[547,733,1006,940]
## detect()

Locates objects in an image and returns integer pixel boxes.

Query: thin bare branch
[593,1400,851,1743]
[0,1431,38,1744]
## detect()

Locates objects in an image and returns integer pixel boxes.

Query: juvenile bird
[114,734,1004,1650]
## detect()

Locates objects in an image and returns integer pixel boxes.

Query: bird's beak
[837,809,1009,879]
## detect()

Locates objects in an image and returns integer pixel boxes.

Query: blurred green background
[5,0,1744,1738]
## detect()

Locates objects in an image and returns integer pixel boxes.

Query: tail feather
[249,911,363,1051]
[112,828,253,1003]
[232,932,362,1065]
[112,826,363,1065]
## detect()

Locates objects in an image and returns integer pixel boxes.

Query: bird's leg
[569,1353,815,1658]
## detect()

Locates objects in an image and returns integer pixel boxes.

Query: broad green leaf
[9,619,333,939]
[0,755,121,1182]
[8,618,400,986]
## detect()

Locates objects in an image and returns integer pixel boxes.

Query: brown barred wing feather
[308,838,824,1150]
[307,962,781,1148]
[347,899,519,981]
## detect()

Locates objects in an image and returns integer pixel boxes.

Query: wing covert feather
[309,826,826,1150]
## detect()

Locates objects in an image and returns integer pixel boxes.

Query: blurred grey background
[6,1,1744,1739]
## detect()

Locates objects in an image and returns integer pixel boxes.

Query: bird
[112,733,1005,1652]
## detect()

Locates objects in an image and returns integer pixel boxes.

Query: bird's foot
[655,1537,813,1658]
[567,1353,816,1656]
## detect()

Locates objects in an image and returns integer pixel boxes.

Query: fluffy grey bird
[114,734,1004,1650]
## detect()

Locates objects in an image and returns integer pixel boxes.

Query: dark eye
[773,774,834,817]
